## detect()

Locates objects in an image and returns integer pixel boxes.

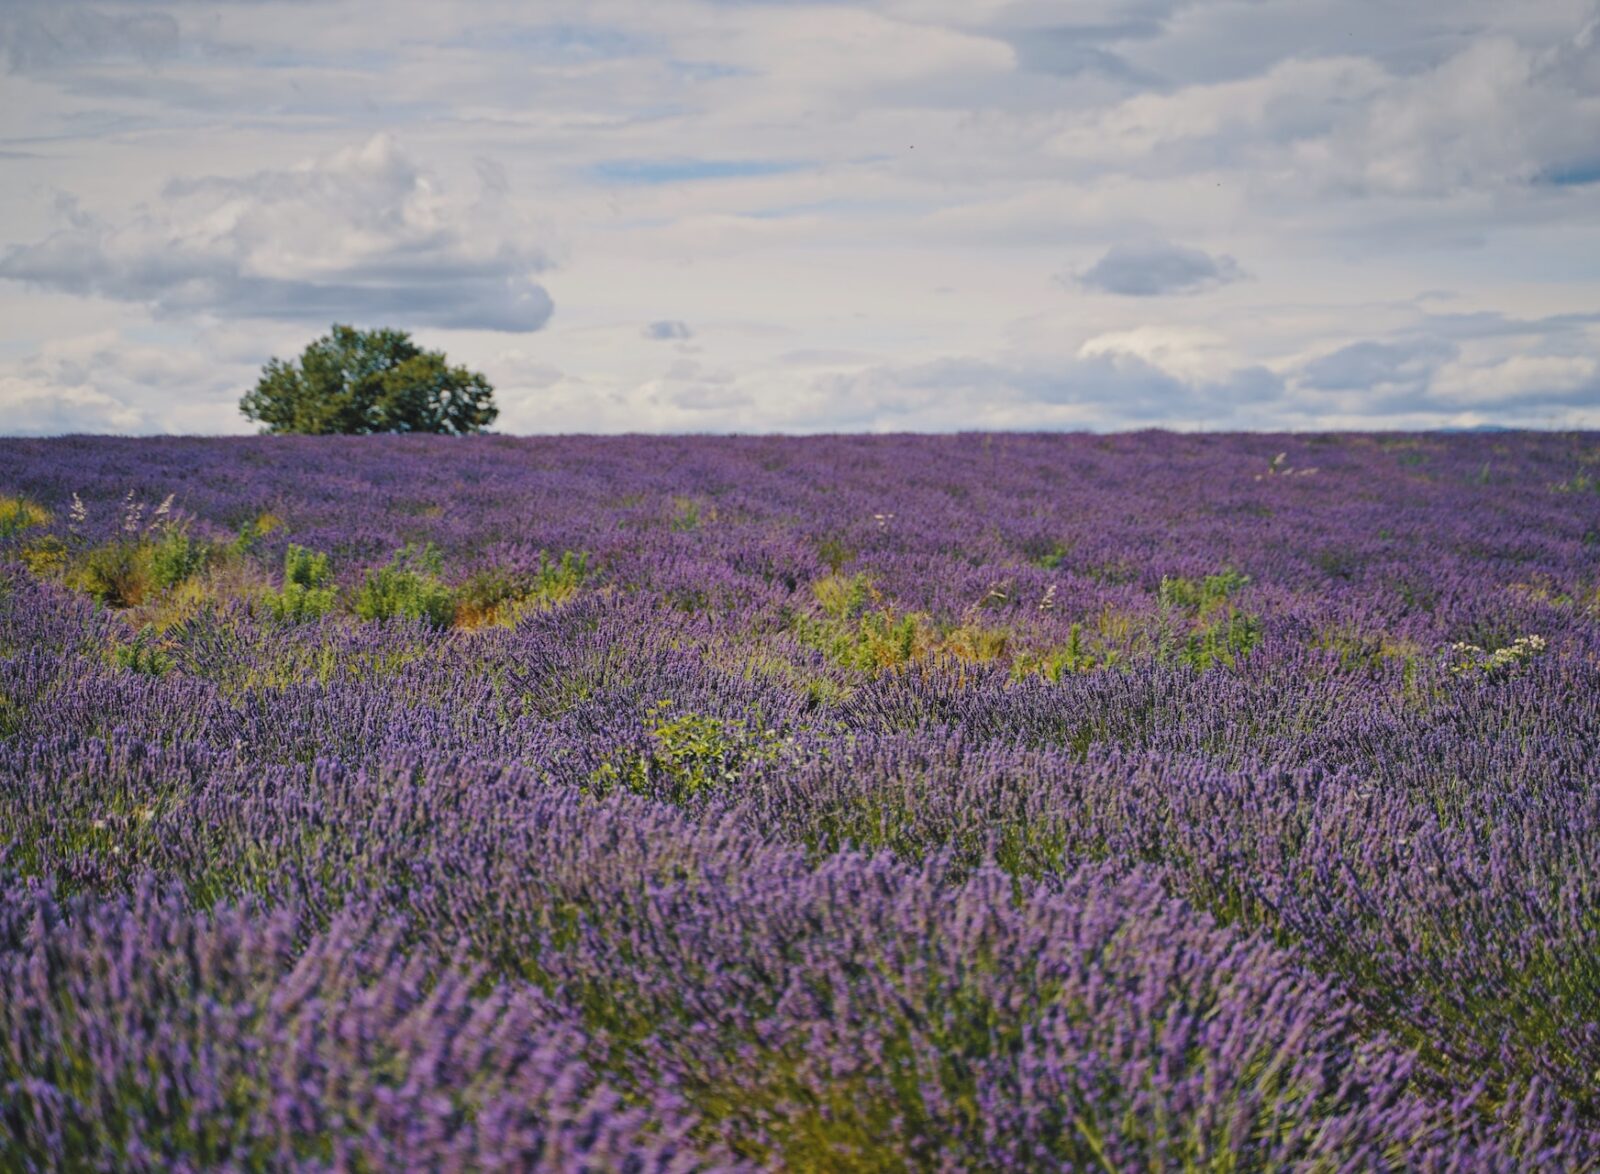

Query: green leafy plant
[813,572,874,621]
[0,495,50,540]
[589,701,787,804]
[111,626,172,676]
[69,540,153,608]
[794,575,923,671]
[793,574,1011,674]
[264,544,337,623]
[1178,610,1262,671]
[1027,541,1068,570]
[1158,568,1261,670]
[454,551,590,627]
[1307,626,1421,676]
[354,543,455,627]
[56,497,215,608]
[1553,474,1600,494]
[147,528,211,592]
[1014,622,1120,681]
[228,512,284,557]
[1158,568,1250,613]
[670,496,711,532]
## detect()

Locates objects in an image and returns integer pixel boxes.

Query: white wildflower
[121,490,143,533]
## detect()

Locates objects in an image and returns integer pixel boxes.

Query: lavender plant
[2,430,1599,1168]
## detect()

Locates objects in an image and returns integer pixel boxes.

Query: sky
[1,0,1598,435]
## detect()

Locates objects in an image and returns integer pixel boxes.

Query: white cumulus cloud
[0,135,554,333]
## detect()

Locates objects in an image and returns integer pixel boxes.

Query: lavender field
[3,431,1599,1170]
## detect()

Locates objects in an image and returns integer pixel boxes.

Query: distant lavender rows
[2,431,1599,1169]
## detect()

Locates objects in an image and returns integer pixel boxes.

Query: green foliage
[815,536,855,572]
[455,551,590,627]
[1308,627,1421,676]
[1028,542,1068,570]
[670,496,711,531]
[534,549,589,596]
[147,528,210,592]
[18,534,68,577]
[285,543,331,590]
[1552,473,1600,494]
[264,544,337,623]
[1014,623,1120,681]
[228,512,283,557]
[1158,568,1250,613]
[1177,610,1262,671]
[647,702,754,799]
[70,541,152,608]
[589,701,787,805]
[240,324,497,436]
[795,574,1012,673]
[354,543,455,627]
[794,575,925,672]
[111,627,173,676]
[852,610,923,669]
[0,494,50,539]
[1158,568,1261,670]
[813,572,874,621]
[60,515,213,609]
[453,566,523,626]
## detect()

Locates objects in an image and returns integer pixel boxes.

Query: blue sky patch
[1536,161,1600,187]
[588,158,808,185]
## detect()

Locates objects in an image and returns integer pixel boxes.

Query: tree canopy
[240,324,498,435]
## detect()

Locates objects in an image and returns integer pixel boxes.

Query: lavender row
[5,772,1591,1168]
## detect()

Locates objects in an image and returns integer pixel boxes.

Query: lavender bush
[2,431,1599,1168]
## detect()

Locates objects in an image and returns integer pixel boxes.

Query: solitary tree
[240,324,498,435]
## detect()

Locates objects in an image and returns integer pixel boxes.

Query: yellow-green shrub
[0,495,49,540]
[263,544,337,623]
[354,543,454,627]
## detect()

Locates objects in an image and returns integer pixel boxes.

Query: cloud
[1429,354,1599,409]
[642,319,694,340]
[803,345,1283,430]
[1289,322,1600,417]
[1005,32,1153,84]
[0,331,249,436]
[0,4,180,72]
[0,370,145,436]
[642,358,750,414]
[1077,325,1246,384]
[590,158,808,184]
[1303,31,1600,196]
[443,21,649,64]
[1075,241,1244,296]
[0,135,554,333]
[1034,14,1600,204]
[1299,338,1458,393]
[3,2,1600,435]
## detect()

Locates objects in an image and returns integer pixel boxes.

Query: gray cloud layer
[643,320,693,340]
[0,4,181,72]
[1076,241,1244,296]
